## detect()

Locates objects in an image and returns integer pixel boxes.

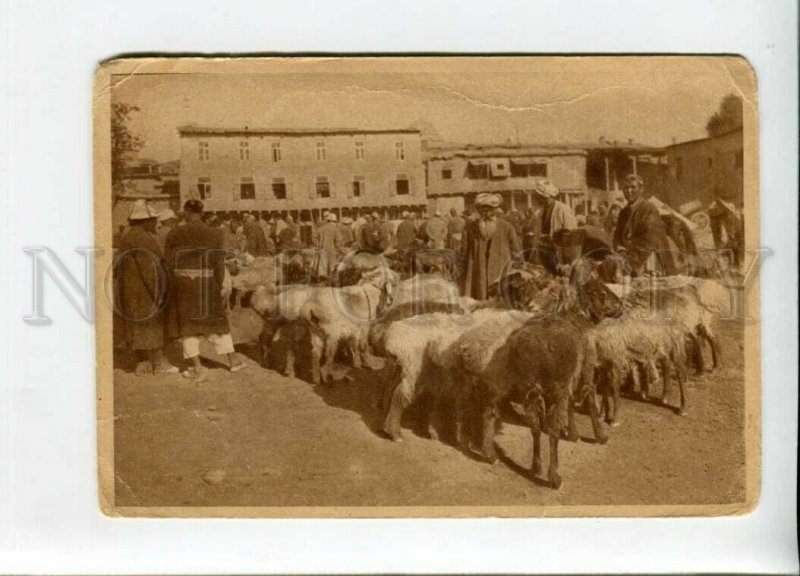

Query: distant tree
[111,103,144,194]
[705,94,743,137]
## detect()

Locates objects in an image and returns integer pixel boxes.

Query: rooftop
[424,143,588,160]
[178,125,421,137]
[665,126,743,149]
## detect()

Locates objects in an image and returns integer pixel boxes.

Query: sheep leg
[675,360,688,416]
[349,335,362,369]
[309,341,322,385]
[454,386,470,452]
[531,426,542,478]
[658,357,673,410]
[689,333,706,374]
[284,348,295,378]
[358,334,382,370]
[631,363,647,400]
[645,360,659,401]
[601,391,611,422]
[608,366,622,427]
[699,324,723,370]
[585,392,608,444]
[565,401,580,442]
[319,334,338,384]
[547,434,562,489]
[383,383,408,442]
[425,393,440,441]
[480,404,499,464]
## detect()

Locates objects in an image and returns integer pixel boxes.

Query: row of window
[199,140,406,162]
[460,162,548,180]
[196,175,412,201]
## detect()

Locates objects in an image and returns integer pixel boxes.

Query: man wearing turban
[462,193,521,299]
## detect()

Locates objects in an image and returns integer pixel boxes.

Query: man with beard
[462,193,521,300]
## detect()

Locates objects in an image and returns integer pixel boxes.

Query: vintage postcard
[95,56,759,517]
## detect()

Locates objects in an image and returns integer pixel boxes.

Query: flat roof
[666,127,744,149]
[425,144,587,160]
[178,126,421,137]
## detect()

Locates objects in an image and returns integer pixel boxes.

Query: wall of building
[426,154,586,196]
[425,153,587,211]
[649,129,744,211]
[179,131,426,218]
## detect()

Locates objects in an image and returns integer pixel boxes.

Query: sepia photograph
[95,56,759,517]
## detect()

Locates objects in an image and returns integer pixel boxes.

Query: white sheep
[592,308,690,425]
[607,275,732,372]
[251,268,396,380]
[375,307,507,441]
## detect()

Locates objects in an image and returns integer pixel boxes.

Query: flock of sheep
[248,255,732,489]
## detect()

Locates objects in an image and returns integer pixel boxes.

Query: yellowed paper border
[95,55,760,518]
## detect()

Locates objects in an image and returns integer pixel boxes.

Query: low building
[178,126,427,223]
[112,157,181,229]
[424,144,588,214]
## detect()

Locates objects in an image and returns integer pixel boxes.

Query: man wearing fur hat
[115,200,178,376]
[165,199,244,380]
[462,193,521,299]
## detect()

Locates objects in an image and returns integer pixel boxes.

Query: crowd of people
[114,172,743,377]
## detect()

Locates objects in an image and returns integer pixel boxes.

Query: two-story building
[423,144,588,215]
[178,126,427,223]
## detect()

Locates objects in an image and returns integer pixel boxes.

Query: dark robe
[614,198,676,276]
[165,221,231,338]
[360,220,381,250]
[446,215,466,251]
[462,216,521,300]
[395,219,418,250]
[313,221,341,276]
[244,220,271,256]
[115,225,169,351]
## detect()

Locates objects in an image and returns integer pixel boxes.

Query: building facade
[112,156,181,229]
[424,144,588,214]
[178,126,427,222]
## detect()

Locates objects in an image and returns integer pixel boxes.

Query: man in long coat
[614,173,676,276]
[165,199,243,380]
[462,193,521,300]
[337,216,357,255]
[426,211,448,249]
[359,212,381,250]
[446,208,466,252]
[378,214,395,252]
[115,200,177,375]
[243,213,272,257]
[313,211,342,278]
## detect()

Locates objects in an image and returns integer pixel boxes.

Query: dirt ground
[112,310,746,511]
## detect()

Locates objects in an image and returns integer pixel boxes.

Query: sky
[110,57,755,162]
